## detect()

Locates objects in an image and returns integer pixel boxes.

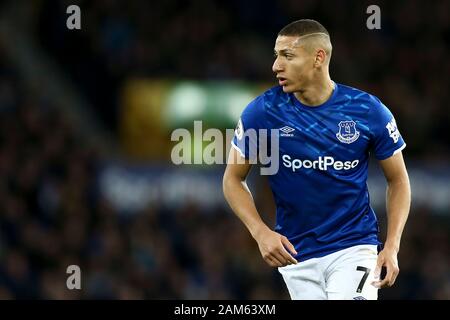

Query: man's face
[272,36,315,93]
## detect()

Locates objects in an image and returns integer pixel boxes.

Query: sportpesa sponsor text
[282,154,359,172]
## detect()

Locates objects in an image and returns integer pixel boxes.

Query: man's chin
[281,85,293,93]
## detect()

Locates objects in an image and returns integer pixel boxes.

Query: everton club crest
[336,120,360,144]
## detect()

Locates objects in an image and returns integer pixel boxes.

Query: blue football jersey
[232,83,406,262]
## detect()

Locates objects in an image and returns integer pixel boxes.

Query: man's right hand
[253,227,298,267]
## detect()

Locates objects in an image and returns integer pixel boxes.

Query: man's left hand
[371,246,400,288]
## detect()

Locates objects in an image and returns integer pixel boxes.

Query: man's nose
[272,58,283,73]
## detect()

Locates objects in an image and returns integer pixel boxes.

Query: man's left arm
[372,151,411,288]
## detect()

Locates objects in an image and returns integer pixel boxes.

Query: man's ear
[314,49,326,67]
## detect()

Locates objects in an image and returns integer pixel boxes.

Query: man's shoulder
[259,85,289,106]
[336,83,382,106]
[244,85,286,115]
[260,85,285,98]
[336,83,397,131]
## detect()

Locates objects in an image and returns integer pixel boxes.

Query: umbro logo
[280,126,295,137]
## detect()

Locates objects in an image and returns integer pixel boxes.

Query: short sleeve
[369,97,406,160]
[231,95,265,161]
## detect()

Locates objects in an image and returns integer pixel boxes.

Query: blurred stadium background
[0,0,448,299]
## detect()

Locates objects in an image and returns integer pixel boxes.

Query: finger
[371,259,384,288]
[278,246,298,265]
[263,255,278,267]
[372,256,384,282]
[371,276,389,289]
[390,269,399,286]
[374,265,395,288]
[374,277,389,288]
[387,266,399,287]
[281,236,298,256]
[267,253,284,267]
[272,251,289,267]
[383,269,394,288]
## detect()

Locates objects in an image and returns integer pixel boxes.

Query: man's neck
[293,77,334,107]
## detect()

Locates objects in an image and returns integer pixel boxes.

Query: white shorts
[278,244,379,300]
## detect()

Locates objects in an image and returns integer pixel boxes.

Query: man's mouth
[277,77,287,86]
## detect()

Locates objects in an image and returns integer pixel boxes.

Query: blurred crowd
[0,0,449,299]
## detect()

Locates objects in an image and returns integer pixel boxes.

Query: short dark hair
[278,19,329,37]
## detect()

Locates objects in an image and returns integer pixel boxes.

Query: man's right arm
[223,147,298,267]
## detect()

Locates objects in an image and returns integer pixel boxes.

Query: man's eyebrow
[274,49,294,55]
